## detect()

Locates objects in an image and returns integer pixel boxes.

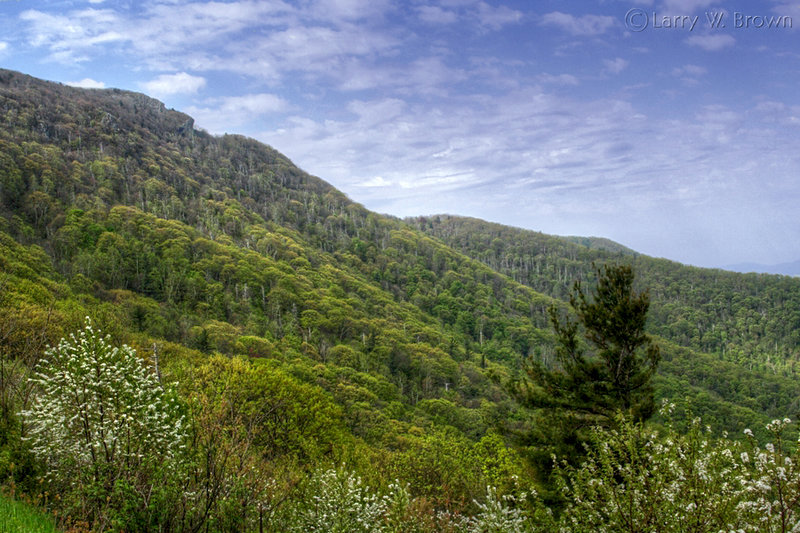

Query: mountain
[725,259,800,276]
[1,69,800,527]
[2,66,799,430]
[562,235,638,255]
[410,214,800,364]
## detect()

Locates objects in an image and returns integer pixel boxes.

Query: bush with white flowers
[555,405,800,533]
[290,467,389,533]
[22,319,186,529]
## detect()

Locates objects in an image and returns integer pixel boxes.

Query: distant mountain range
[724,260,800,276]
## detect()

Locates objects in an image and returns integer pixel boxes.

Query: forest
[2,68,800,531]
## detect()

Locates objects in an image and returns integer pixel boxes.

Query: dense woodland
[2,69,800,531]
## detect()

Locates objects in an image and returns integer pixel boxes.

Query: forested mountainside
[2,69,800,530]
[410,215,800,375]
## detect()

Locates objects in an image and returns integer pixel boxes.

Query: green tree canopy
[513,264,661,489]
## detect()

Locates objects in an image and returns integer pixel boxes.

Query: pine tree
[513,264,660,489]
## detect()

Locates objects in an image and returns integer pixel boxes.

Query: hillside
[1,69,799,529]
[410,215,800,374]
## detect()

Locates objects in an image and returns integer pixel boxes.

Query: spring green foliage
[513,264,660,497]
[411,215,800,435]
[0,493,59,533]
[2,68,800,529]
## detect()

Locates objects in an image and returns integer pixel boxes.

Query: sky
[1,0,799,269]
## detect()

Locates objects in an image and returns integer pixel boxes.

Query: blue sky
[1,0,799,268]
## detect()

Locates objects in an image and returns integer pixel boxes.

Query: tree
[513,264,660,484]
[22,319,186,530]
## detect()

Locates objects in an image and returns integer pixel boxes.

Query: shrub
[22,319,186,530]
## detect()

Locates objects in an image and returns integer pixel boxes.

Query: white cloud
[538,73,580,86]
[141,72,206,97]
[66,78,106,88]
[186,93,289,133]
[541,12,616,36]
[418,5,459,24]
[310,0,391,21]
[772,2,800,20]
[219,94,288,114]
[416,1,521,30]
[686,34,735,51]
[672,64,707,85]
[20,8,126,63]
[475,2,523,30]
[661,0,718,12]
[603,57,629,74]
[361,176,392,187]
[673,64,707,77]
[0,42,7,54]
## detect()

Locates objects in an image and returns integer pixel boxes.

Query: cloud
[218,94,288,114]
[685,34,735,51]
[541,12,616,36]
[361,176,392,187]
[772,2,800,20]
[338,56,466,94]
[310,0,391,21]
[141,72,206,97]
[0,42,7,54]
[673,64,707,77]
[672,64,707,85]
[186,93,289,133]
[416,1,521,30]
[66,78,106,88]
[20,8,126,63]
[603,57,629,74]
[538,73,580,86]
[417,5,459,24]
[661,0,719,12]
[475,2,523,30]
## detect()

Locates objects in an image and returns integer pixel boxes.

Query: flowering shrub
[556,406,800,533]
[290,467,389,533]
[22,319,186,530]
[468,486,532,533]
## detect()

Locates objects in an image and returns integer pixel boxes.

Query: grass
[0,493,59,533]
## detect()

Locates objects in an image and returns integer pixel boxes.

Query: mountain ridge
[1,67,798,460]
[724,259,800,277]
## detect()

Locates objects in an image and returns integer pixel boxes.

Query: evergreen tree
[513,264,660,488]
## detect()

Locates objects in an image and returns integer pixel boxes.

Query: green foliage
[3,68,800,531]
[564,263,660,421]
[513,264,660,492]
[0,493,59,533]
[414,215,800,384]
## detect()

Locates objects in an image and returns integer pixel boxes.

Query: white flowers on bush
[293,468,389,533]
[22,319,185,482]
[557,405,800,532]
[468,486,530,533]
